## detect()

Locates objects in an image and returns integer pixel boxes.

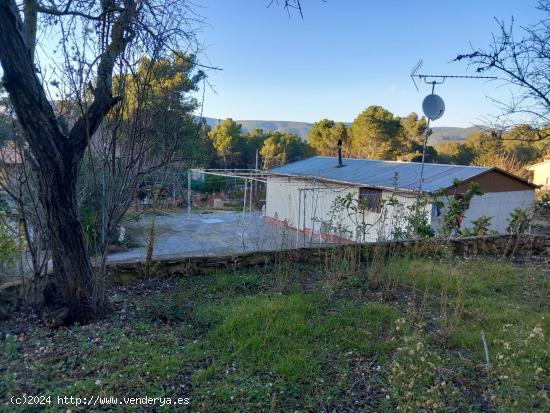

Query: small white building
[265,156,536,242]
[527,157,550,190]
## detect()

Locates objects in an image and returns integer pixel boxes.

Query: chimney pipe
[336,139,343,167]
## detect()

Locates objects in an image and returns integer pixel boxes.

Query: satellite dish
[422,94,445,121]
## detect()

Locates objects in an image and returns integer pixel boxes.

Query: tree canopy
[308,119,349,156]
[350,106,402,160]
[208,118,244,168]
[260,131,314,169]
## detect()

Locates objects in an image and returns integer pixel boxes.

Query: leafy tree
[208,118,243,168]
[0,213,17,268]
[502,125,550,163]
[236,129,266,169]
[308,119,349,156]
[435,141,475,165]
[78,52,206,275]
[506,208,530,234]
[399,112,428,146]
[350,106,402,159]
[111,53,209,165]
[189,121,217,168]
[0,86,17,145]
[395,112,436,162]
[436,181,483,236]
[473,150,529,178]
[436,125,548,171]
[464,132,502,158]
[260,132,313,169]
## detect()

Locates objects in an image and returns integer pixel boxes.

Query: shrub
[535,192,550,214]
[462,215,493,236]
[506,208,531,234]
[203,175,231,193]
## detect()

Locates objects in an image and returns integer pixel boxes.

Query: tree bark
[38,158,95,321]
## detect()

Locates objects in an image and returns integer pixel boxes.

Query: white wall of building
[266,177,424,242]
[266,177,536,241]
[528,161,550,189]
[460,190,535,233]
[265,176,358,238]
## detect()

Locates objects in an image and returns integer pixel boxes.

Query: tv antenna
[410,59,497,193]
[410,59,497,93]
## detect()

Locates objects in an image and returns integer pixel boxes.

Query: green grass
[0,257,548,412]
[187,294,399,410]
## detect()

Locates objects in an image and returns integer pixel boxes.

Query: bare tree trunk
[39,166,95,321]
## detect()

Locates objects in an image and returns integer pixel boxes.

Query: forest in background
[199,107,549,178]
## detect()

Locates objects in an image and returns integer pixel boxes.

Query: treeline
[307,106,549,175]
[204,118,313,169]
[203,106,431,170]
[309,106,431,161]
[436,125,549,178]
[205,105,549,175]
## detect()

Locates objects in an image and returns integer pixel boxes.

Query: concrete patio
[107,210,308,264]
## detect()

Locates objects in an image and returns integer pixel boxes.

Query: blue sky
[194,0,542,127]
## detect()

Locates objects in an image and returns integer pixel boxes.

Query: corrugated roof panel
[269,156,491,193]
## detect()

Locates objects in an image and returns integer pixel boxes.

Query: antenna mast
[410,59,497,193]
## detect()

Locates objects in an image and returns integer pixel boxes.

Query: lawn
[1,252,549,412]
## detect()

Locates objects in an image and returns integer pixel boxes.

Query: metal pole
[249,178,253,212]
[255,149,259,191]
[418,117,431,194]
[297,190,301,247]
[303,190,307,247]
[187,169,191,216]
[242,178,248,219]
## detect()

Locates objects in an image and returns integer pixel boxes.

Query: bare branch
[454,4,550,138]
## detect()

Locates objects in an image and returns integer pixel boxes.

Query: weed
[2,334,19,360]
[386,332,469,412]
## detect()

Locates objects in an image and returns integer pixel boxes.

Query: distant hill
[200,117,314,139]
[199,116,481,144]
[428,126,483,146]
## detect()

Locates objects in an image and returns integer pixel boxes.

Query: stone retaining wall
[107,234,550,283]
[2,234,550,318]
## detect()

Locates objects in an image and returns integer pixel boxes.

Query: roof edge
[266,172,422,194]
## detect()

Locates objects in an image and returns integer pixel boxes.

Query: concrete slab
[107,211,308,264]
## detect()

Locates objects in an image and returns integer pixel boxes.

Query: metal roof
[269,156,496,193]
